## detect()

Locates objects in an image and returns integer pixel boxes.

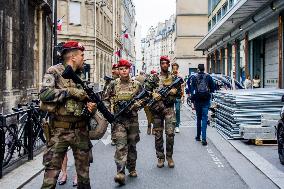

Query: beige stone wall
[175,0,208,77]
[176,16,208,36]
[175,37,205,58]
[177,0,208,15]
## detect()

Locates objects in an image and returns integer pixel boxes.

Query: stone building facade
[57,0,132,87]
[121,0,136,74]
[175,0,208,77]
[57,0,114,88]
[142,15,175,73]
[0,0,53,113]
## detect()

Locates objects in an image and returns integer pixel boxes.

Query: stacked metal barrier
[213,89,284,139]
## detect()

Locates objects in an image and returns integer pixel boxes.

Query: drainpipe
[279,13,283,88]
[53,0,57,65]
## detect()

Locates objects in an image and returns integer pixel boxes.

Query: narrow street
[23,105,278,189]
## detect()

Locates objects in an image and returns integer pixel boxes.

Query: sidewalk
[0,151,45,189]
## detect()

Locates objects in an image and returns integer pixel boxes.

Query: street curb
[228,139,284,188]
[210,128,283,189]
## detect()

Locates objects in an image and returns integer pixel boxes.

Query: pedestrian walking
[244,75,252,89]
[190,64,215,146]
[171,63,185,133]
[103,59,143,185]
[146,56,178,168]
[253,74,261,88]
[40,41,96,189]
[58,153,78,187]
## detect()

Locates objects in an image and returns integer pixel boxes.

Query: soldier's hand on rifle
[87,102,97,113]
[67,88,88,101]
[131,100,143,111]
[169,88,177,95]
[152,92,162,101]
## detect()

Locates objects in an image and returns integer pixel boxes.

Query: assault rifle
[62,65,115,123]
[147,77,184,107]
[114,89,150,119]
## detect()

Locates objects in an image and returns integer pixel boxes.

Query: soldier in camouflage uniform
[40,41,96,189]
[112,63,119,79]
[103,59,143,185]
[147,56,178,168]
[110,63,119,146]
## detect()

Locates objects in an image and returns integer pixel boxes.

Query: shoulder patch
[42,74,55,87]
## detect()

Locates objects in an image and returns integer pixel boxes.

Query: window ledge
[69,23,82,26]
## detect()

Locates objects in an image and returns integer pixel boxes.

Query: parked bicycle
[2,99,46,167]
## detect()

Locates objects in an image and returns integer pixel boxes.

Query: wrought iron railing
[0,100,46,178]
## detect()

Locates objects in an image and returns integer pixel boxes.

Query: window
[208,0,212,14]
[69,1,81,25]
[217,10,221,22]
[229,0,234,8]
[212,15,216,26]
[208,21,212,31]
[222,2,228,16]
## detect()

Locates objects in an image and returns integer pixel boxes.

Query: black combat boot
[77,182,91,189]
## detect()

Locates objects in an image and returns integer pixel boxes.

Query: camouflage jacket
[156,71,178,105]
[103,77,143,117]
[39,63,86,118]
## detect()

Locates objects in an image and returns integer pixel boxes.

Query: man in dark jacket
[190,64,215,146]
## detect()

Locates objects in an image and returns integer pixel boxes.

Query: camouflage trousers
[144,106,153,127]
[41,127,92,189]
[152,106,176,159]
[111,124,115,141]
[113,116,140,174]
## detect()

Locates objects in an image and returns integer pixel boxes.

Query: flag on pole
[123,33,129,39]
[121,28,129,39]
[115,49,121,57]
[57,16,64,31]
[57,19,63,31]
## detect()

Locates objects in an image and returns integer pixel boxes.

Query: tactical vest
[41,64,85,119]
[113,78,140,114]
[158,72,176,106]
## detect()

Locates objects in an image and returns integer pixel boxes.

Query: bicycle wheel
[3,124,17,167]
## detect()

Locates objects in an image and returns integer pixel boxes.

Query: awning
[195,0,271,51]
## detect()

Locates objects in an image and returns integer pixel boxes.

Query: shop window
[69,1,81,25]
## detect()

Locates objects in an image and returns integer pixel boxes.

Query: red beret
[112,64,118,69]
[160,56,170,63]
[150,70,157,74]
[62,41,85,51]
[117,59,132,68]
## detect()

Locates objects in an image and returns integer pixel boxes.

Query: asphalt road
[22,105,278,189]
